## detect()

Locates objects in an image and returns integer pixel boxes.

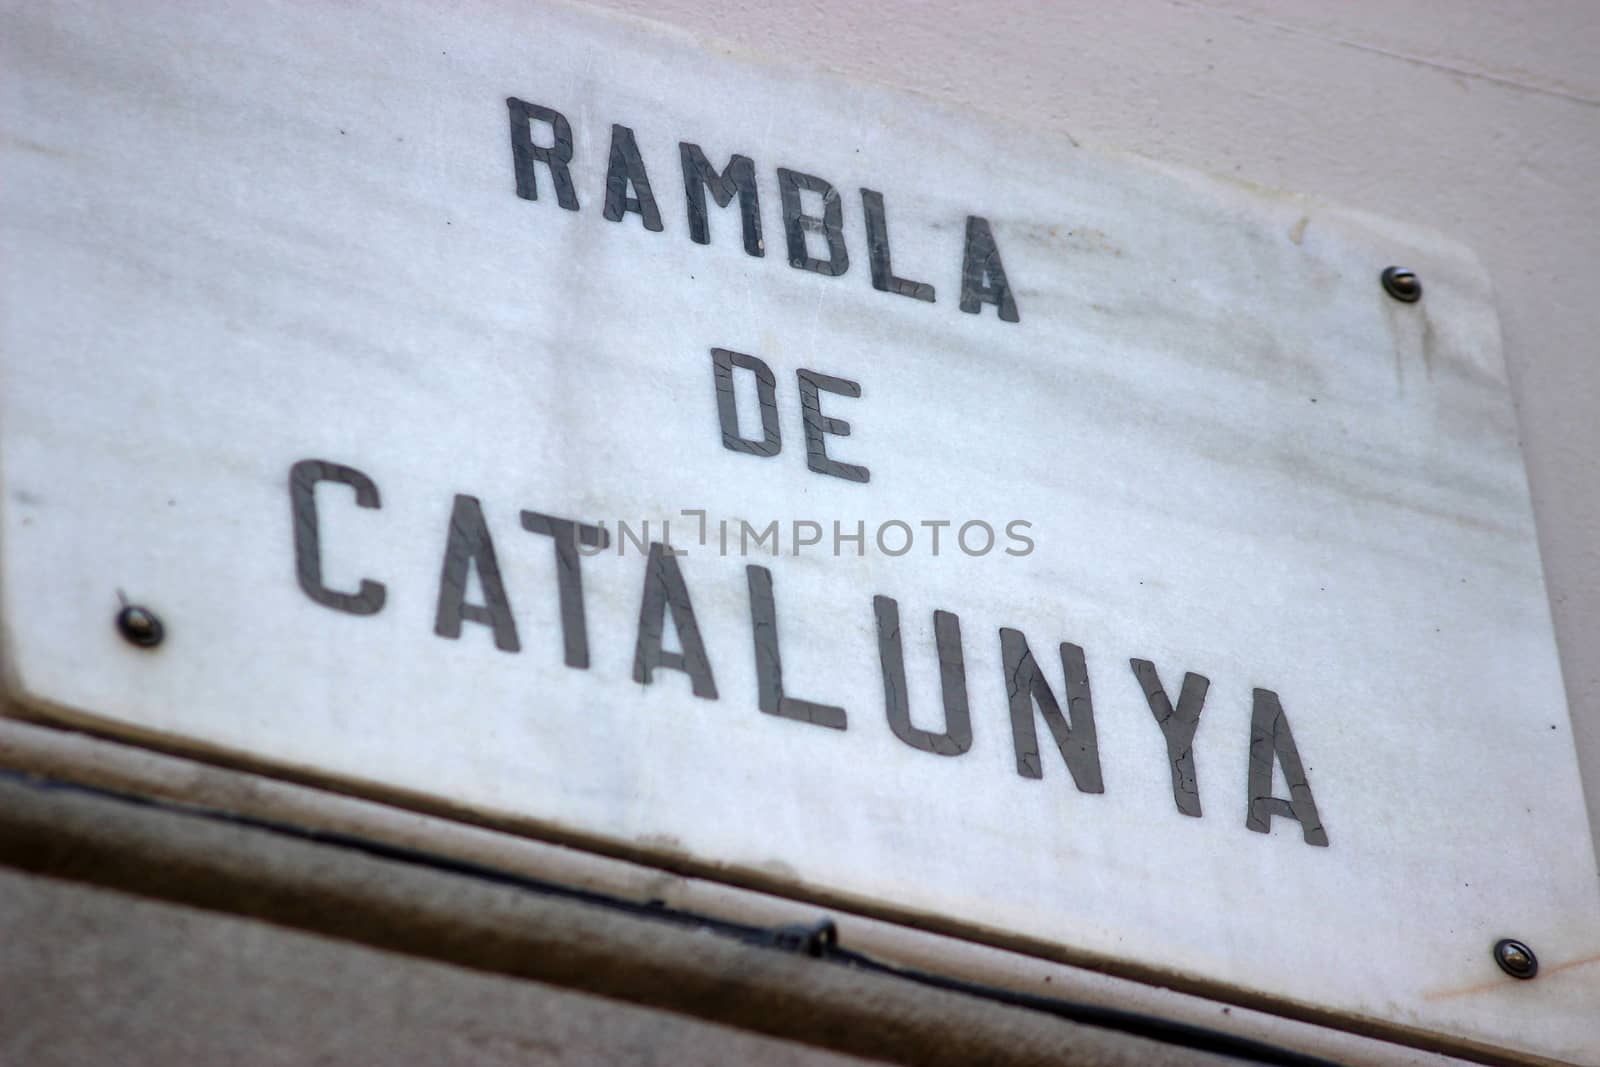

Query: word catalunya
[505,98,1022,323]
[291,460,1327,847]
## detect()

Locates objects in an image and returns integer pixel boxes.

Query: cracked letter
[1246,688,1328,846]
[521,511,609,669]
[434,494,519,652]
[747,565,846,729]
[875,596,972,756]
[1000,628,1102,793]
[632,542,718,698]
[1130,659,1208,817]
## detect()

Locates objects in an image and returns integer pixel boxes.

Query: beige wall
[591,0,1600,852]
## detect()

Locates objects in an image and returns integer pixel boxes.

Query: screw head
[116,605,164,648]
[1381,266,1423,303]
[1493,938,1538,979]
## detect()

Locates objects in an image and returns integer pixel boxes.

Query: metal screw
[116,605,164,648]
[1493,938,1538,980]
[1381,266,1422,303]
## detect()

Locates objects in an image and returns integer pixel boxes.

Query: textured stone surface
[590,0,1600,871]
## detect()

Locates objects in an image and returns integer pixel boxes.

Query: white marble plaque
[2,2,1596,1061]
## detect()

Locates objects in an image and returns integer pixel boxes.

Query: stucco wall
[588,0,1600,850]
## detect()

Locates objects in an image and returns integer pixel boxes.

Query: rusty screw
[1381,266,1422,303]
[1493,938,1538,980]
[116,604,164,648]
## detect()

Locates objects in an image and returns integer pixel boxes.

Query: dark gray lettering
[1247,688,1328,846]
[603,123,663,231]
[506,98,579,211]
[1130,659,1209,817]
[712,348,782,457]
[1000,628,1102,792]
[746,565,846,729]
[289,459,386,616]
[520,511,609,669]
[797,369,869,483]
[861,188,934,302]
[875,596,971,756]
[681,143,763,256]
[434,494,519,652]
[959,215,1019,322]
[777,168,848,276]
[633,542,717,698]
